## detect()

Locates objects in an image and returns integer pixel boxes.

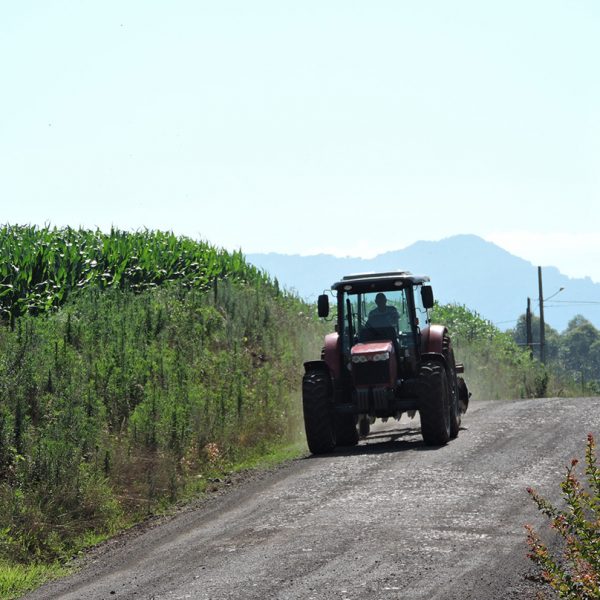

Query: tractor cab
[319,271,434,382]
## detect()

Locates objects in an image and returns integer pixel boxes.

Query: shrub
[431,303,550,400]
[526,434,600,599]
[431,303,580,399]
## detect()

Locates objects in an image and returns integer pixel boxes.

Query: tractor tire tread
[302,370,336,454]
[419,360,451,446]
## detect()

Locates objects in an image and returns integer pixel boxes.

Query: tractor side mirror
[317,294,330,318]
[421,286,434,309]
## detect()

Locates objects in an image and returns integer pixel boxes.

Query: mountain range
[246,234,600,333]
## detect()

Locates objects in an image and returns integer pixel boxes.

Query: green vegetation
[432,303,576,399]
[0,225,323,598]
[0,283,321,557]
[431,303,545,399]
[0,560,68,600]
[512,313,600,394]
[526,434,599,599]
[0,226,592,598]
[0,224,269,323]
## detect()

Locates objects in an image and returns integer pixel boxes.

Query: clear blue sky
[1,1,599,280]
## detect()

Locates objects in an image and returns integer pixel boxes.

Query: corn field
[0,227,322,567]
[0,225,270,322]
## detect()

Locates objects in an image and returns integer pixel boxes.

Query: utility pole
[538,266,545,364]
[526,297,533,358]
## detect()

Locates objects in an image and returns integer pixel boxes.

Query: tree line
[511,313,600,393]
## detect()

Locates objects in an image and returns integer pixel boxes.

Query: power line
[547,300,600,305]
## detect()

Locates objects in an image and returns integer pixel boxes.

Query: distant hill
[246,234,600,333]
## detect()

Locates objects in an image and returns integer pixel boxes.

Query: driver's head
[375,292,387,308]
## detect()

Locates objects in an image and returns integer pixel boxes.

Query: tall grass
[0,225,321,572]
[0,279,323,565]
[0,560,67,600]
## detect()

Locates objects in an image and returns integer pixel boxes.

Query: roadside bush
[431,303,577,400]
[525,434,600,599]
[431,303,549,399]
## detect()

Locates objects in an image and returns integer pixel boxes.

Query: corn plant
[0,225,271,322]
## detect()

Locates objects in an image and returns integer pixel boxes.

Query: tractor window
[341,289,411,353]
[413,285,430,328]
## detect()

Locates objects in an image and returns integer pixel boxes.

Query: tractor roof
[331,271,430,291]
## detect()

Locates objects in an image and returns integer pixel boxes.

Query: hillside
[247,234,600,332]
[0,226,325,595]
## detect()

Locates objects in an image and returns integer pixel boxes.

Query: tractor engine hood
[350,341,396,388]
[351,341,393,361]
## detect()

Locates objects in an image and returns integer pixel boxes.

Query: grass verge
[0,436,307,600]
[0,561,69,600]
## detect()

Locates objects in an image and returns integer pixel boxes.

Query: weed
[526,434,600,599]
[0,559,68,600]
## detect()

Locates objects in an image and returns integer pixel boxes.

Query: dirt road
[27,397,599,600]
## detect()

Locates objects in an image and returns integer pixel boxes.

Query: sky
[1,1,599,281]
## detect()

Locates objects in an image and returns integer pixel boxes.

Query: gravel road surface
[26,397,599,600]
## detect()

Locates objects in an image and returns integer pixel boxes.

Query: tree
[560,315,600,382]
[511,313,560,362]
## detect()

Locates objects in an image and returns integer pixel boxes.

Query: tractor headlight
[351,355,368,363]
[372,352,390,362]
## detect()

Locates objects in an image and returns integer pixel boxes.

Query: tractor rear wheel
[302,370,336,454]
[419,360,451,446]
[443,334,461,439]
[335,414,359,446]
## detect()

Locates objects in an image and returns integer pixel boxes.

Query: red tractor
[303,271,469,454]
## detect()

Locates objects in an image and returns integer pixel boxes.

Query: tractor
[302,271,469,454]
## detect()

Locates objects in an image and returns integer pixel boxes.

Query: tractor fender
[421,324,447,355]
[420,352,448,371]
[303,360,331,375]
[322,333,341,379]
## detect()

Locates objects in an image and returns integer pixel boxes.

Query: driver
[367,292,399,330]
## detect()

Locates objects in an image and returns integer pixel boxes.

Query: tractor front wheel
[419,360,451,446]
[335,414,359,446]
[358,417,371,438]
[302,370,336,454]
[457,376,470,414]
